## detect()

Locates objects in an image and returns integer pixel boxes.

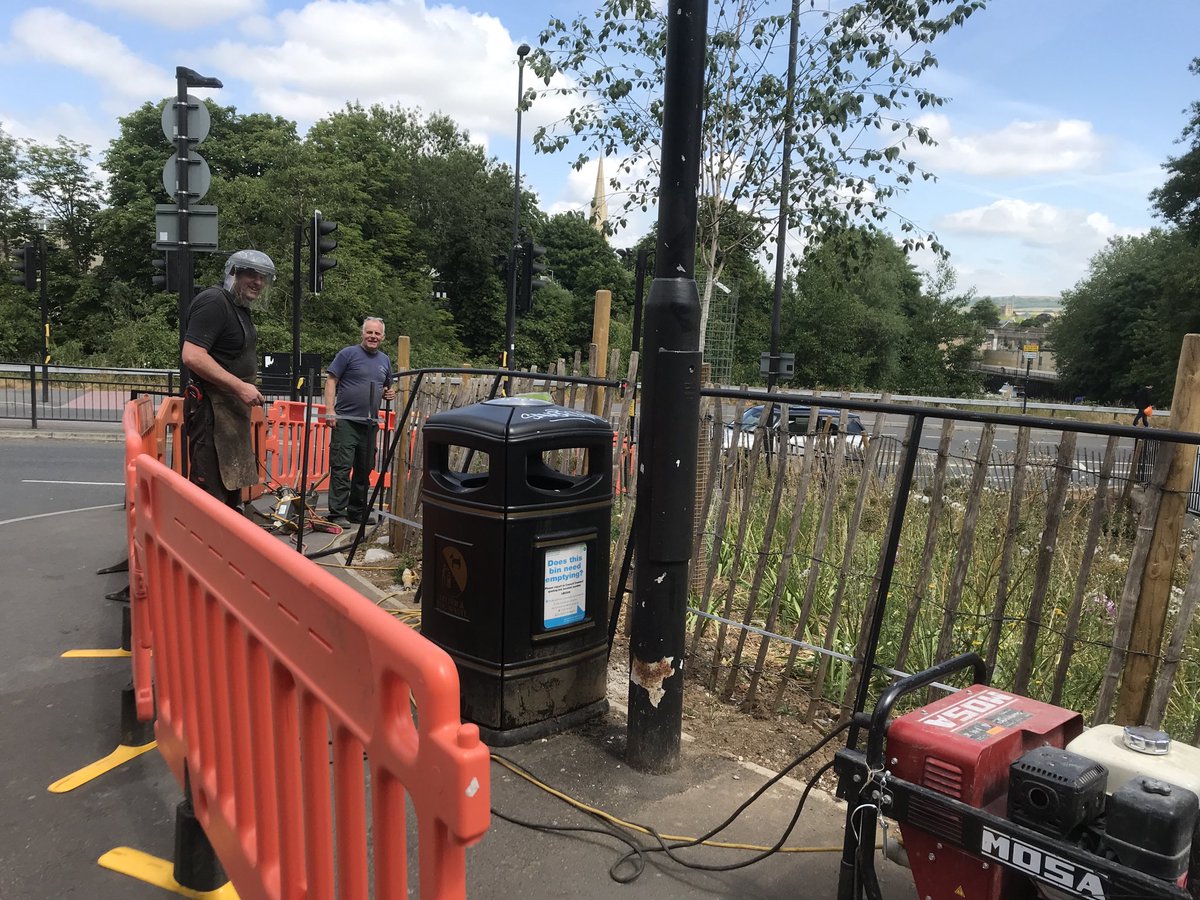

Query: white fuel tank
[1067,724,1200,796]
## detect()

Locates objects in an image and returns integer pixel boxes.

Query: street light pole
[505,42,531,385]
[767,0,801,393]
[627,0,708,774]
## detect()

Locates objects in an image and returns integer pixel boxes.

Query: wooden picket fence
[388,356,1200,744]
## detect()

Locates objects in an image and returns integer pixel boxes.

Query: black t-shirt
[184,287,256,377]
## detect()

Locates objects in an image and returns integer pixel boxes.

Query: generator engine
[835,654,1200,900]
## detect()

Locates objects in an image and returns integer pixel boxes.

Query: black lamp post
[505,42,532,382]
[767,0,800,393]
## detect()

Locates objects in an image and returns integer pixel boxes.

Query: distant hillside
[982,294,1062,312]
[981,294,1062,320]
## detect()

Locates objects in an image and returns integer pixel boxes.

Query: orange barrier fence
[262,400,397,491]
[132,455,490,899]
[613,431,636,496]
[125,394,318,719]
[122,396,157,720]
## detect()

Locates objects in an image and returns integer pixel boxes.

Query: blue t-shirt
[327,344,392,422]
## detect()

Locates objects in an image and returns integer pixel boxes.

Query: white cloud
[9,9,171,107]
[933,198,1148,296]
[203,0,576,142]
[938,198,1140,248]
[911,114,1105,177]
[84,0,264,29]
[1,101,112,152]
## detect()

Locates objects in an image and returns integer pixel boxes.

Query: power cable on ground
[489,719,851,884]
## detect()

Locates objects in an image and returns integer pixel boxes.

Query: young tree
[532,0,985,346]
[904,258,983,396]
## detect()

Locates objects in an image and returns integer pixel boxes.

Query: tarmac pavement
[0,423,917,898]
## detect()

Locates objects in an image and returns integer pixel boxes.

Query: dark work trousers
[184,386,242,509]
[328,419,377,519]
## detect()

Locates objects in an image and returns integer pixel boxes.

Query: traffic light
[151,251,175,292]
[309,210,338,293]
[518,238,547,313]
[10,242,36,292]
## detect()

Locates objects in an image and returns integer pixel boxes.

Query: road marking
[22,479,124,486]
[0,503,122,527]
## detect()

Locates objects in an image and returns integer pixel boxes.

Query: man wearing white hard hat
[181,249,276,508]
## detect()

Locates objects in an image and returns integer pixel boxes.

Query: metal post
[378,397,392,512]
[291,223,303,401]
[767,0,801,393]
[29,363,38,429]
[627,247,649,448]
[175,70,194,396]
[1022,357,1032,414]
[631,247,648,357]
[626,0,707,774]
[38,235,49,402]
[847,414,926,751]
[295,367,316,556]
[505,43,532,387]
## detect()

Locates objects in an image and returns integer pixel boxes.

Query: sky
[1,0,1198,300]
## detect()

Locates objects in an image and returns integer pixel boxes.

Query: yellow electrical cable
[490,754,858,854]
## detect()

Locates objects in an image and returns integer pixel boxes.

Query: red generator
[835,654,1198,900]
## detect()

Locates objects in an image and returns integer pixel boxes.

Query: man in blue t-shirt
[323,317,395,523]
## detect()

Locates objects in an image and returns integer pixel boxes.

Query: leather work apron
[209,298,258,491]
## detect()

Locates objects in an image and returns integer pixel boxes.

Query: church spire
[590,157,608,239]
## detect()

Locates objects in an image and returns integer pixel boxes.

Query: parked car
[722,404,867,452]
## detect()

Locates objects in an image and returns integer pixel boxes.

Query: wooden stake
[1114,333,1200,723]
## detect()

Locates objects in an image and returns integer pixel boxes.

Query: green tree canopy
[968,298,1001,328]
[778,229,981,393]
[529,212,633,362]
[1050,230,1200,406]
[1151,57,1200,240]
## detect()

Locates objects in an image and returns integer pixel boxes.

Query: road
[0,435,176,899]
[855,411,1128,457]
[0,438,124,523]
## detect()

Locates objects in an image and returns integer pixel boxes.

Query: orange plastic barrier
[123,395,193,720]
[262,400,397,491]
[613,432,636,496]
[153,396,186,476]
[132,456,490,899]
[122,397,157,720]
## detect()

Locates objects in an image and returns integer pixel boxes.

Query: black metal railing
[0,364,179,427]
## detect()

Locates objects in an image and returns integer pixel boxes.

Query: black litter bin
[421,397,613,746]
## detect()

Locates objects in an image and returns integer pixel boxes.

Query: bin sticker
[435,542,470,620]
[544,543,587,629]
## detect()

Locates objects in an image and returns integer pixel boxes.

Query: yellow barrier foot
[47,740,156,793]
[98,848,239,898]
